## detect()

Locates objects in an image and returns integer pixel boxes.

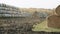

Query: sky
[0,0,60,9]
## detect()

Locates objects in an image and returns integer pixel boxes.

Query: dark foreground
[0,30,60,34]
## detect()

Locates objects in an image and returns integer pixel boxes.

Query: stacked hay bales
[0,4,25,30]
[47,5,60,28]
[0,4,27,28]
[0,4,41,34]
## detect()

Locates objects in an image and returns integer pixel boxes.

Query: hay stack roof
[55,5,60,15]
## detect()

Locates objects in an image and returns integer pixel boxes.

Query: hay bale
[47,15,60,28]
[55,5,60,16]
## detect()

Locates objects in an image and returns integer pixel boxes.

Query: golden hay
[47,15,60,28]
[55,5,60,16]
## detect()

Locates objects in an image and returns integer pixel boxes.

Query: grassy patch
[32,20,60,32]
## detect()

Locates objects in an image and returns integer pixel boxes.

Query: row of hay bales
[0,4,33,33]
[0,4,41,34]
[47,5,60,28]
[0,13,41,31]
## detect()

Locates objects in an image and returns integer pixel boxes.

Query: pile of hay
[47,5,60,28]
[55,5,60,16]
[47,15,60,28]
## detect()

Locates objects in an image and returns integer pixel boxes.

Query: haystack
[47,15,60,28]
[55,5,60,16]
